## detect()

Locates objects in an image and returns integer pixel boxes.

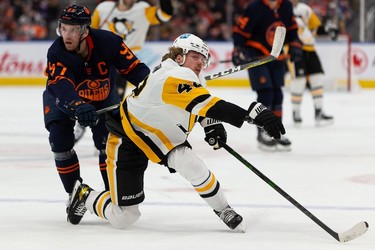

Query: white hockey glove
[200,118,227,150]
[246,102,285,139]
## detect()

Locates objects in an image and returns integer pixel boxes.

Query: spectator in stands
[0,0,17,40]
[13,1,48,40]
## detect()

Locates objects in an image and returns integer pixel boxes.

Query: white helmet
[173,33,210,67]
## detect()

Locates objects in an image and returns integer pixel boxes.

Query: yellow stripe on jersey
[106,133,121,205]
[127,111,175,151]
[91,10,100,28]
[120,106,162,163]
[162,76,219,113]
[303,44,316,52]
[196,96,221,117]
[308,12,321,31]
[145,6,160,25]
[188,114,197,132]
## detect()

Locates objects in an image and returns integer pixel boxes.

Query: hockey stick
[210,59,232,65]
[97,104,120,115]
[204,26,286,80]
[218,140,369,242]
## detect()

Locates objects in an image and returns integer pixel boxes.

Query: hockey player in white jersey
[67,33,286,231]
[92,0,173,53]
[289,0,334,126]
[91,0,173,98]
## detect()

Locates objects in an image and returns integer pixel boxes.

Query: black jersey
[45,28,150,113]
[233,0,299,60]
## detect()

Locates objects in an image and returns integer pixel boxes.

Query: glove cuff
[248,102,267,119]
[68,99,85,109]
[200,117,222,127]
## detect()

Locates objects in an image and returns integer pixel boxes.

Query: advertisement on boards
[0,41,374,88]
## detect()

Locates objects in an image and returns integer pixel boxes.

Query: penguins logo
[109,17,135,40]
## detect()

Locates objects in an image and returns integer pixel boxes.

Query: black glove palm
[201,118,227,150]
[73,102,98,127]
[247,102,285,139]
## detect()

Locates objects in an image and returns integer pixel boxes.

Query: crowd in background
[0,0,357,42]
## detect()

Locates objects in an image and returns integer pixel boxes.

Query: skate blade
[293,122,302,128]
[257,143,276,152]
[315,120,334,127]
[276,144,292,152]
[234,223,245,233]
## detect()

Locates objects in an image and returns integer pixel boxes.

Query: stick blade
[338,221,369,242]
[270,26,286,58]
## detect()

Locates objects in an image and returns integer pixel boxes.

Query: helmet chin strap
[178,55,186,66]
[74,34,85,53]
[74,27,88,54]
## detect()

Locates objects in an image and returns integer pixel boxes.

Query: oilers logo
[75,79,111,102]
[266,22,284,47]
[108,17,135,40]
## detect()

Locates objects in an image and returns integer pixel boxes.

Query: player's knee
[257,88,274,109]
[168,147,208,183]
[273,88,283,105]
[290,77,307,94]
[107,205,141,229]
[53,149,76,161]
[309,73,324,90]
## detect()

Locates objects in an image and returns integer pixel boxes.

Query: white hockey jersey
[293,2,321,51]
[91,1,172,52]
[120,59,218,163]
[120,59,248,164]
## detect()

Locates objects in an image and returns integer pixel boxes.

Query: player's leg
[269,61,292,151]
[290,52,308,125]
[68,132,148,227]
[47,120,79,194]
[167,146,243,230]
[248,64,277,151]
[43,91,81,212]
[306,51,334,126]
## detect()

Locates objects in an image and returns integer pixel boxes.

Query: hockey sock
[54,149,80,194]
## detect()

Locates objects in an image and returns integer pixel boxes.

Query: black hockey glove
[71,101,98,127]
[246,102,285,140]
[201,118,227,150]
[289,44,303,62]
[232,46,249,66]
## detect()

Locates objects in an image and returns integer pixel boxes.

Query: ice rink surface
[0,86,374,250]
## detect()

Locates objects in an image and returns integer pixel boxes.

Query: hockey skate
[257,128,276,151]
[276,135,292,152]
[315,109,334,127]
[214,205,244,231]
[293,110,302,127]
[67,180,92,225]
